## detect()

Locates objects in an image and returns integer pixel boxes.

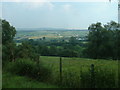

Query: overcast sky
[1,1,118,29]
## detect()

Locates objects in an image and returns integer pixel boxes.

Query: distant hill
[16,28,88,31]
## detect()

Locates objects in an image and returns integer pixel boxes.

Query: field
[40,56,118,88]
[15,30,89,40]
[2,72,58,88]
[41,56,118,71]
[4,28,119,88]
[3,56,119,88]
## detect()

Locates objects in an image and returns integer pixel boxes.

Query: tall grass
[4,56,118,88]
[40,56,118,88]
[50,66,117,88]
[4,59,51,82]
[2,72,58,88]
[80,66,117,88]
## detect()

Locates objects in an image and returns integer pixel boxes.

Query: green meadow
[41,56,118,88]
[3,56,118,88]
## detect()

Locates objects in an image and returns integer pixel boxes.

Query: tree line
[2,19,120,65]
[85,21,120,60]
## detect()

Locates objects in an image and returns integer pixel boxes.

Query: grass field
[2,72,58,88]
[41,56,118,73]
[40,56,118,88]
[3,56,118,88]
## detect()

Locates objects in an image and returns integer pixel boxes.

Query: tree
[40,46,50,56]
[15,41,38,61]
[87,22,104,59]
[49,45,58,56]
[2,19,16,63]
[2,19,16,45]
[104,21,120,59]
[69,36,78,45]
[43,37,46,40]
[86,21,120,60]
[114,30,120,60]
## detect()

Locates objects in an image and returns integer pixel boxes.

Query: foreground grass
[40,56,118,88]
[3,56,118,88]
[41,56,118,74]
[2,72,58,88]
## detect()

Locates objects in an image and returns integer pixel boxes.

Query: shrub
[5,59,51,81]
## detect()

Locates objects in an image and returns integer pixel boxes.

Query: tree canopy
[2,19,16,45]
[86,21,120,60]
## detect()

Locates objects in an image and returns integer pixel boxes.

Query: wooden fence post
[38,55,40,64]
[91,64,95,88]
[35,54,40,65]
[60,57,62,85]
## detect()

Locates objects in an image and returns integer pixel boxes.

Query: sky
[1,0,118,29]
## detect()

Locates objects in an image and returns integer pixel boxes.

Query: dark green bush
[5,59,51,81]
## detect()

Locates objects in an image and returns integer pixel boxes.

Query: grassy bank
[3,56,118,88]
[2,72,58,88]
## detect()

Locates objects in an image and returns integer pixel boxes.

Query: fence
[57,57,117,88]
[39,56,118,88]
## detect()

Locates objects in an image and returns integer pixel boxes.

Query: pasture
[40,56,118,88]
[3,56,119,88]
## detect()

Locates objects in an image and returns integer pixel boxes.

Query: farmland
[14,30,89,41]
[2,1,120,88]
[2,20,120,88]
[12,29,119,88]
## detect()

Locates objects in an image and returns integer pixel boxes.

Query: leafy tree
[43,37,46,40]
[86,21,120,60]
[2,19,16,45]
[15,41,38,61]
[2,19,16,64]
[87,22,104,59]
[49,45,58,56]
[59,49,77,57]
[69,36,78,45]
[40,46,50,56]
[104,21,120,59]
